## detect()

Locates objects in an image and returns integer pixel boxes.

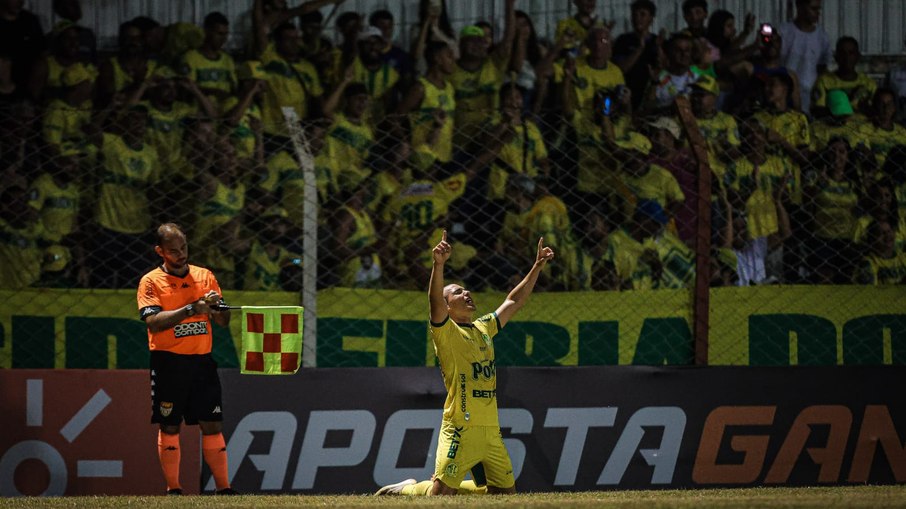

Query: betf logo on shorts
[160,401,173,417]
[446,426,463,459]
[174,321,209,338]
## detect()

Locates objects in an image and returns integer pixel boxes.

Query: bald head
[156,223,186,246]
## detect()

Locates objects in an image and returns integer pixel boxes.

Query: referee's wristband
[185,303,196,317]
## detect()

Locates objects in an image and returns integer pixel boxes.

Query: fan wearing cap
[397,40,456,163]
[178,12,236,113]
[0,183,51,289]
[810,89,871,154]
[449,0,516,150]
[259,22,324,139]
[812,37,876,120]
[691,74,742,180]
[368,10,413,79]
[28,154,86,287]
[647,117,699,244]
[617,138,684,224]
[42,63,95,161]
[341,25,399,127]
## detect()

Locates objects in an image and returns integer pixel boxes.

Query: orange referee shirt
[137,264,221,355]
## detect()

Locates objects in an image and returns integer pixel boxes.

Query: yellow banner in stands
[0,286,902,368]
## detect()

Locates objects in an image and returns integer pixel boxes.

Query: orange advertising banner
[0,370,200,496]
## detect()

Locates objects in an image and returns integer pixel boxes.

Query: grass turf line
[2,485,905,508]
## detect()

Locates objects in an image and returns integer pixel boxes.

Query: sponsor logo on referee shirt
[174,321,209,338]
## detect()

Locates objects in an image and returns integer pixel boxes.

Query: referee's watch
[185,303,196,317]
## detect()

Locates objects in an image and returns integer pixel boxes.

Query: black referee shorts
[150,351,223,426]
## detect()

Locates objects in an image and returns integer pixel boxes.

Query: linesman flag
[241,306,303,375]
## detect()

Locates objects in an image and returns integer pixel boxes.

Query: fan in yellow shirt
[322,81,374,192]
[853,220,906,285]
[691,75,741,181]
[449,11,515,149]
[260,23,324,139]
[178,12,236,113]
[555,0,603,53]
[350,26,400,127]
[0,184,50,289]
[602,201,668,290]
[397,41,456,163]
[858,88,906,169]
[753,74,811,205]
[812,37,876,118]
[487,86,550,201]
[723,120,790,240]
[96,21,156,106]
[242,207,302,291]
[43,64,95,161]
[89,105,162,288]
[28,155,85,286]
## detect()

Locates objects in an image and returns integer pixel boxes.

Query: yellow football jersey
[351,57,399,125]
[95,133,160,234]
[431,312,501,427]
[621,163,685,219]
[194,180,246,272]
[853,253,906,285]
[179,49,236,97]
[856,121,906,168]
[42,99,93,157]
[384,172,467,244]
[697,111,741,180]
[723,156,788,239]
[411,77,456,163]
[28,173,79,242]
[488,118,548,201]
[449,59,505,147]
[145,101,197,177]
[811,120,871,152]
[327,113,374,191]
[110,57,157,94]
[645,231,695,289]
[812,177,858,240]
[339,205,380,287]
[0,218,47,289]
[604,227,655,290]
[753,109,810,204]
[243,240,298,291]
[557,57,625,137]
[260,55,323,137]
[812,72,877,112]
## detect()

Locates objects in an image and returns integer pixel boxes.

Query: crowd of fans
[1,0,905,292]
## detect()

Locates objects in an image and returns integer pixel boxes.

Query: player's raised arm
[495,237,555,328]
[429,230,452,324]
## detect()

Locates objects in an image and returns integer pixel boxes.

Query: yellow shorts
[433,420,515,489]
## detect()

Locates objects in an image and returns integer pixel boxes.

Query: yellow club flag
[241,306,303,375]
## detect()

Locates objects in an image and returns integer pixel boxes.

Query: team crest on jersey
[481,333,491,346]
[160,401,173,417]
[445,463,459,476]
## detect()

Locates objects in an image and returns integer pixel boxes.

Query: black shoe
[167,488,183,496]
[216,488,240,495]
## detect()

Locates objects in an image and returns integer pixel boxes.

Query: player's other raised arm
[495,237,555,328]
[429,230,452,324]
